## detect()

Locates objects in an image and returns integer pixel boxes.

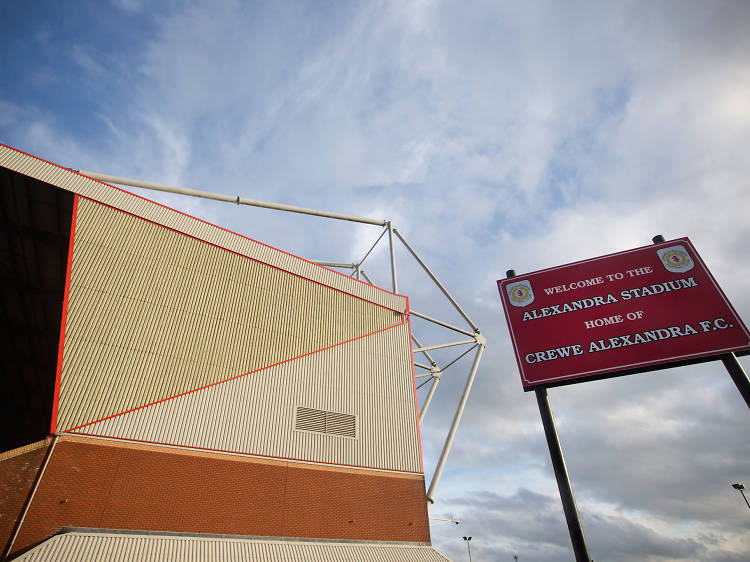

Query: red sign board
[497,238,750,390]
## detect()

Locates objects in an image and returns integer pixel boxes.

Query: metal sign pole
[535,386,592,562]
[721,353,750,409]
[507,269,591,562]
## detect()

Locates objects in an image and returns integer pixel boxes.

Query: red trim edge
[406,298,425,473]
[0,142,407,306]
[50,195,78,434]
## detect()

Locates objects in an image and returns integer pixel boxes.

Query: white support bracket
[419,366,442,422]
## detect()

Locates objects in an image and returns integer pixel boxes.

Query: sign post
[507,269,592,562]
[535,386,591,562]
[500,236,750,562]
[721,354,750,408]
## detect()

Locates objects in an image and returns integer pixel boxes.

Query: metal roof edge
[56,528,434,547]
[0,439,51,462]
[0,143,407,313]
[15,530,452,562]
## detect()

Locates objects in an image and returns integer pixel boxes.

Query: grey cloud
[432,488,714,561]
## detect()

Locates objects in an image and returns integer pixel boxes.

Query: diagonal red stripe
[63,316,405,434]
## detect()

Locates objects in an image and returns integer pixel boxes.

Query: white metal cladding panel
[76,322,422,472]
[57,198,402,432]
[16,533,451,562]
[0,144,406,312]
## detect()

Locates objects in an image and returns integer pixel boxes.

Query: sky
[2,1,750,560]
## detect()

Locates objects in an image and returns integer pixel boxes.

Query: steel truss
[79,170,485,506]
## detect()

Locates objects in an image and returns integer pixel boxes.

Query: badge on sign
[506,280,535,307]
[657,245,694,273]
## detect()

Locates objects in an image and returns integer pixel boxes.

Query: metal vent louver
[296,407,356,438]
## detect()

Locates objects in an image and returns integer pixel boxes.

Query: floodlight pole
[731,483,750,509]
[426,341,485,504]
[462,536,472,562]
[507,269,591,562]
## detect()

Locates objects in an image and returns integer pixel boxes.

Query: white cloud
[0,99,21,128]
[110,0,143,13]
[69,44,107,77]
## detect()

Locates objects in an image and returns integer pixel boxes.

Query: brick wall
[9,437,430,557]
[0,440,50,555]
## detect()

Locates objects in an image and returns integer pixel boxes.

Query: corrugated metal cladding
[76,321,421,472]
[16,532,451,562]
[0,144,406,312]
[58,198,405,434]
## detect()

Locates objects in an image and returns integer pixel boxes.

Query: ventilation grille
[295,407,357,438]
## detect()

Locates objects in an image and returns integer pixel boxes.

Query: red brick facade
[0,441,50,556]
[7,437,430,557]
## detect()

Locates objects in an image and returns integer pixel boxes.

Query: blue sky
[2,1,750,560]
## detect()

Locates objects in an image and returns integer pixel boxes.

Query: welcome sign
[498,238,750,390]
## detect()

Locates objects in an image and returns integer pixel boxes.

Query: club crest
[657,245,694,273]
[506,280,535,307]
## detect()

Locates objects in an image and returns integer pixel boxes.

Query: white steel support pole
[357,228,388,269]
[414,340,476,353]
[426,342,485,505]
[388,221,398,293]
[79,171,387,226]
[393,229,478,333]
[412,334,438,367]
[359,269,376,286]
[411,310,476,337]
[420,373,441,423]
[312,261,355,269]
